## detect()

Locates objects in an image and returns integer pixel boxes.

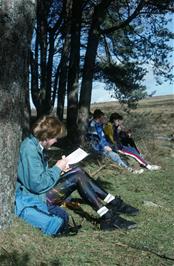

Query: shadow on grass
[67,203,99,225]
[0,249,62,266]
[89,176,114,191]
[0,250,30,266]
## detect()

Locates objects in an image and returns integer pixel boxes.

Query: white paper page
[66,148,88,165]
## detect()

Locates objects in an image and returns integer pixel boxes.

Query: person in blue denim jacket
[87,109,143,174]
[15,115,138,235]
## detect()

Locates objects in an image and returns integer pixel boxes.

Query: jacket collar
[29,134,43,154]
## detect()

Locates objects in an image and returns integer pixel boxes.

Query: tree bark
[31,0,53,117]
[66,0,82,143]
[78,0,112,140]
[0,0,36,229]
[57,0,72,121]
[56,35,70,121]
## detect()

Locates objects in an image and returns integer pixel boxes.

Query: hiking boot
[146,164,161,171]
[100,214,137,231]
[108,196,139,216]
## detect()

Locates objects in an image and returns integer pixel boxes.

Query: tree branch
[101,0,146,35]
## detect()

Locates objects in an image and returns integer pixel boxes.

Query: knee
[74,167,89,183]
[113,151,121,159]
[73,167,85,178]
[74,167,83,173]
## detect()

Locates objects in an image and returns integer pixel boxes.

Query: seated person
[104,112,161,171]
[87,109,143,174]
[15,115,138,236]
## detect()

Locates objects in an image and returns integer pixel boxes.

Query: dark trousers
[47,167,108,211]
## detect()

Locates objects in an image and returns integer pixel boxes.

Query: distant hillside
[91,94,174,137]
[90,94,174,114]
[31,94,174,121]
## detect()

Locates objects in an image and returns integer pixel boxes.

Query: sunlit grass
[0,95,174,265]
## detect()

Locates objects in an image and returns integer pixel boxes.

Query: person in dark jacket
[104,112,161,171]
[15,115,138,236]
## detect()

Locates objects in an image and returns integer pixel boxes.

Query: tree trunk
[56,35,70,121]
[78,0,112,141]
[32,0,53,117]
[66,0,82,143]
[46,31,55,113]
[57,0,72,121]
[22,51,32,139]
[37,0,48,110]
[0,0,36,229]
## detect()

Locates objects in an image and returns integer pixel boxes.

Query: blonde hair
[31,115,64,141]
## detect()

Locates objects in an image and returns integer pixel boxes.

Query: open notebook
[66,148,89,165]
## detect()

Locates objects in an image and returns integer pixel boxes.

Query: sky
[91,71,174,103]
[91,15,174,103]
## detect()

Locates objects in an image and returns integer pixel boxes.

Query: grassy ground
[0,95,174,266]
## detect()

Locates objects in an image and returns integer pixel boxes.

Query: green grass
[0,95,174,265]
[0,146,174,265]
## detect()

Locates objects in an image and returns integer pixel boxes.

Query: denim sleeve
[17,145,62,194]
[95,124,109,151]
